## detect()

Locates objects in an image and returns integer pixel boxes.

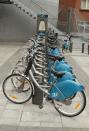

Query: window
[81,0,89,9]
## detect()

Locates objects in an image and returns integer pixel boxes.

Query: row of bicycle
[2,30,86,117]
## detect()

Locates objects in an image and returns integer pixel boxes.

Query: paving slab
[0,118,20,126]
[62,116,89,128]
[19,121,41,127]
[0,43,23,83]
[0,125,18,131]
[21,111,61,122]
[5,103,24,110]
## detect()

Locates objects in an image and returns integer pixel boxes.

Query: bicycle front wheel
[2,74,33,104]
[53,91,86,117]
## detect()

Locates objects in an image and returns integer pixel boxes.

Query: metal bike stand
[69,42,73,52]
[32,85,44,106]
[82,43,85,53]
[32,14,48,107]
[32,60,44,107]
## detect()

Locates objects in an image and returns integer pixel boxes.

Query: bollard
[82,43,85,53]
[88,45,89,55]
[69,42,73,53]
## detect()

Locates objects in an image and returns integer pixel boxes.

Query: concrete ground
[0,42,25,83]
[0,43,89,131]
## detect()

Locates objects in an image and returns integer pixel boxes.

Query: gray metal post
[32,86,44,106]
[32,14,48,107]
[88,45,89,55]
[82,43,85,53]
[69,42,73,53]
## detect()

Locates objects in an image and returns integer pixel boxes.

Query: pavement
[0,43,89,131]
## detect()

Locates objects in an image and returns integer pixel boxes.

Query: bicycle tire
[53,91,86,117]
[2,74,33,104]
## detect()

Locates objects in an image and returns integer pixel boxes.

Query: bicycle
[2,37,86,117]
[2,36,47,104]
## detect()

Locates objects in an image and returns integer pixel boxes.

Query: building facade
[59,0,89,21]
[58,0,89,33]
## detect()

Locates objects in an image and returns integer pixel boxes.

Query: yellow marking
[19,80,28,84]
[74,103,81,109]
[11,96,17,99]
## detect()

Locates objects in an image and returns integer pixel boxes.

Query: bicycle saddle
[51,70,65,78]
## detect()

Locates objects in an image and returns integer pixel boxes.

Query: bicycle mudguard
[49,48,61,56]
[48,59,67,65]
[54,60,72,68]
[49,80,84,101]
[48,60,71,70]
[57,60,72,69]
[53,61,72,73]
[48,71,75,84]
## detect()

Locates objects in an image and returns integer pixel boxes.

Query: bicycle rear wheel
[53,91,86,117]
[2,74,33,104]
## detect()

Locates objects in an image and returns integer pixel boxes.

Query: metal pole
[68,35,73,53]
[88,45,89,55]
[69,42,73,53]
[82,43,85,53]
